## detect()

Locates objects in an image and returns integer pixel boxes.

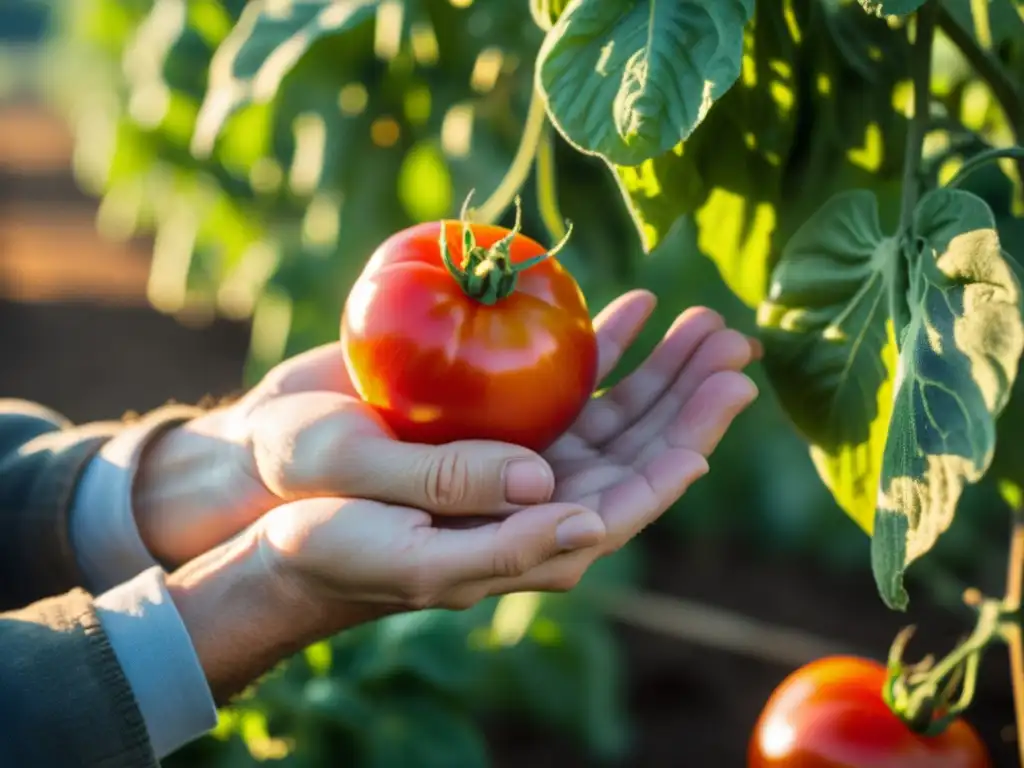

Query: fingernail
[504,459,554,504]
[556,512,606,550]
[748,336,764,360]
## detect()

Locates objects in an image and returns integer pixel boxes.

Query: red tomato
[341,211,597,453]
[748,656,990,768]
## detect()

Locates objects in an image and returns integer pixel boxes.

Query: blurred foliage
[14,0,1024,763]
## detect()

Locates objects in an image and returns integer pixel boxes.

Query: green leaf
[758,190,900,534]
[359,693,490,768]
[872,188,1024,609]
[192,0,379,156]
[530,0,571,32]
[940,0,1024,48]
[537,0,754,166]
[858,0,928,16]
[357,610,484,696]
[612,0,798,306]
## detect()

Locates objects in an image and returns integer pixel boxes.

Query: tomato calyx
[884,596,1001,738]
[439,191,574,305]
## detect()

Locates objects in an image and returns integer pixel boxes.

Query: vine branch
[535,123,567,242]
[472,88,548,226]
[935,3,1024,183]
[899,2,937,234]
[1004,506,1024,765]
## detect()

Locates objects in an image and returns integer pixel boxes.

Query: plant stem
[535,123,568,241]
[1006,625,1024,766]
[935,3,1024,183]
[899,2,938,234]
[945,146,1024,188]
[1003,508,1024,765]
[902,598,1000,726]
[1005,511,1024,612]
[473,88,548,226]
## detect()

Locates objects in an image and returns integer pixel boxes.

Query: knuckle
[423,450,473,508]
[492,548,530,579]
[398,566,441,611]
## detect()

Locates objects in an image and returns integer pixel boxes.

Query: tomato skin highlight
[748,656,990,768]
[341,220,598,453]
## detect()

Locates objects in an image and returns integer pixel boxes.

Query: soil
[2,102,1020,768]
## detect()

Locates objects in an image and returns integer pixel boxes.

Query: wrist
[164,526,375,703]
[134,408,272,568]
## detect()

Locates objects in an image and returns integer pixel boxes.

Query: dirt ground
[1,102,1020,768]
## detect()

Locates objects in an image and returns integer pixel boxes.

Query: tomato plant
[342,198,597,452]
[749,656,990,768]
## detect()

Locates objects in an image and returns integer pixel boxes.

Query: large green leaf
[872,188,1024,609]
[758,190,900,534]
[612,0,797,306]
[536,0,754,166]
[192,0,379,156]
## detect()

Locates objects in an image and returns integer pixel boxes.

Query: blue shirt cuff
[70,424,163,593]
[93,565,219,758]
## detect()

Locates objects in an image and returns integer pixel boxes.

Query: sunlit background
[0,0,1020,765]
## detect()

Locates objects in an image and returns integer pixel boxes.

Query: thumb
[421,504,607,586]
[341,436,556,514]
[247,392,554,514]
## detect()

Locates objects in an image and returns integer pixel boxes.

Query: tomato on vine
[341,193,598,453]
[748,656,990,767]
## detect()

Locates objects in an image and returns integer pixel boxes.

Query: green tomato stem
[885,591,1007,737]
[944,145,1024,188]
[439,192,574,305]
[897,2,937,237]
[936,3,1024,185]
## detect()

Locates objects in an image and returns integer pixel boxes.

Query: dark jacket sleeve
[0,398,203,767]
[0,399,121,609]
[0,588,159,767]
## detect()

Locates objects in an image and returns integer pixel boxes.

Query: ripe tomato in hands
[748,656,990,768]
[341,196,598,453]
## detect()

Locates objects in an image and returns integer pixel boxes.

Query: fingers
[477,449,710,597]
[343,436,556,512]
[417,504,606,591]
[568,307,726,448]
[590,290,657,382]
[250,392,556,514]
[602,371,755,507]
[256,342,356,397]
[666,370,759,456]
[606,328,755,462]
[260,496,606,611]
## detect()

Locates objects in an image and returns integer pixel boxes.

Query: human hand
[132,352,562,568]
[161,290,758,700]
[253,290,759,610]
[138,289,756,582]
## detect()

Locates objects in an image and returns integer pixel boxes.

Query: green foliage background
[15,0,1024,763]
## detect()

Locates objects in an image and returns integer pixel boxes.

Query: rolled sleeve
[94,566,219,759]
[70,405,202,593]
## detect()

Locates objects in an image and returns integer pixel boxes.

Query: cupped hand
[249,290,759,612]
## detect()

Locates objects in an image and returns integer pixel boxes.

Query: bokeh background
[0,0,1020,765]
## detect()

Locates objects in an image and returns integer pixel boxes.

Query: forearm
[165,525,379,704]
